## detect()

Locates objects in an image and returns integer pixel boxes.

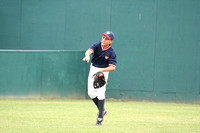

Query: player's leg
[97,88,106,118]
[92,97,99,109]
[96,99,105,125]
[96,72,109,125]
[88,65,100,109]
[96,89,106,126]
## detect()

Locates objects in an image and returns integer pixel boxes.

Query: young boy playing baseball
[83,31,117,126]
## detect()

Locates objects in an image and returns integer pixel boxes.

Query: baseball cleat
[95,118,103,126]
[97,109,108,116]
[103,109,108,116]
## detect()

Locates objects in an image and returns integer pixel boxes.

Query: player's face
[101,35,113,47]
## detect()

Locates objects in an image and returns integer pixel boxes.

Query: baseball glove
[93,72,106,89]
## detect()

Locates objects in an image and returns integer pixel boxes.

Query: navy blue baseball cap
[102,31,115,40]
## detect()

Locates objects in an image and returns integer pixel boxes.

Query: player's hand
[82,56,90,63]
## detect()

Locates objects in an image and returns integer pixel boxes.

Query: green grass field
[0,99,199,133]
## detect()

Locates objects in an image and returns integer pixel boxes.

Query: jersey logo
[105,56,109,59]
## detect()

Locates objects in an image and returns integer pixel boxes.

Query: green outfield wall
[0,50,88,99]
[0,0,200,102]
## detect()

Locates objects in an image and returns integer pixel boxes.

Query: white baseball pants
[88,64,109,100]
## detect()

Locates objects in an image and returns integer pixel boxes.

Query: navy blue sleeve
[108,52,117,67]
[89,42,99,53]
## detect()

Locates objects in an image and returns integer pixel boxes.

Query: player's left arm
[100,65,116,72]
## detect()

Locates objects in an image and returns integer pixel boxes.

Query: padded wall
[0,50,88,98]
[0,0,199,102]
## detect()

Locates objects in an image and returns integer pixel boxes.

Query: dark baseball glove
[93,72,106,89]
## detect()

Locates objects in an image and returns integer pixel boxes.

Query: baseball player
[82,31,117,126]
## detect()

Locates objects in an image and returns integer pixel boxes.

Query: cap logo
[106,31,111,34]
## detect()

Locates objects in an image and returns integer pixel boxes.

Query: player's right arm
[82,48,93,63]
